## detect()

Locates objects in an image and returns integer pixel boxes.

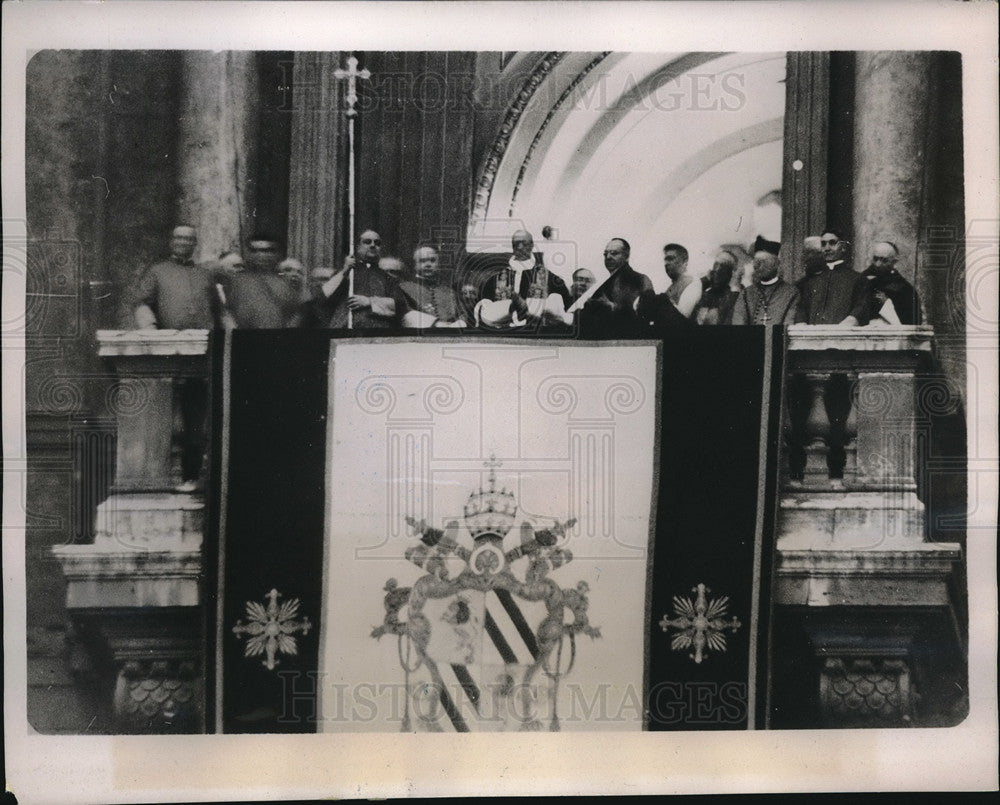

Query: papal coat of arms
[371,457,600,732]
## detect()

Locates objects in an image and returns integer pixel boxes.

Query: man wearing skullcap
[731,239,799,326]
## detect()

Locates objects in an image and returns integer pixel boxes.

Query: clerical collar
[171,256,195,266]
[509,256,534,270]
[759,276,780,286]
[827,260,844,269]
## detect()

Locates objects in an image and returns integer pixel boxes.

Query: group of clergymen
[134,223,921,491]
[134,223,922,339]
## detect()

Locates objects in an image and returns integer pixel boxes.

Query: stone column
[780,52,830,283]
[52,331,208,733]
[852,51,932,283]
[286,52,348,271]
[775,326,963,726]
[176,52,260,262]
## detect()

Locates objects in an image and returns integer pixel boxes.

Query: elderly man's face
[603,240,628,272]
[357,230,382,262]
[170,227,197,261]
[511,231,534,261]
[414,247,440,280]
[752,252,780,283]
[571,269,596,299]
[247,240,281,273]
[820,233,844,262]
[871,242,899,275]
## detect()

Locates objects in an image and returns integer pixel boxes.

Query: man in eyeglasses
[305,229,409,329]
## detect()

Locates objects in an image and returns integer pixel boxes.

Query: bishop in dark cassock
[731,240,799,325]
[399,246,465,328]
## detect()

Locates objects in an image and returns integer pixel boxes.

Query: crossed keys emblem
[659,583,741,664]
[232,588,313,671]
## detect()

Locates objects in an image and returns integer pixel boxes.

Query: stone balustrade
[51,329,209,733]
[50,326,964,730]
[774,325,963,726]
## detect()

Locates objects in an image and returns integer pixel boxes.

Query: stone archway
[469,52,787,291]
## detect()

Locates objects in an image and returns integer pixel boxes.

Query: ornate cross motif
[232,588,312,671]
[659,583,741,664]
[333,55,371,118]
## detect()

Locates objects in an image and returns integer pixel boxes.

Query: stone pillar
[780,52,830,283]
[852,51,932,283]
[52,331,208,733]
[779,326,936,550]
[176,52,260,261]
[286,52,348,271]
[774,326,963,726]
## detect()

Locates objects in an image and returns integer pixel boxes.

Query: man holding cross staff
[305,56,408,330]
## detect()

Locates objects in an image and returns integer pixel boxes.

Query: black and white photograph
[3,1,997,800]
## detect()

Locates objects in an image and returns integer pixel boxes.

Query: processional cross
[333,55,371,329]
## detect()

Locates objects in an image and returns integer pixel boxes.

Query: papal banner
[212,329,783,732]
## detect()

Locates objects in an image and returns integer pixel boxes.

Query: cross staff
[334,54,371,328]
